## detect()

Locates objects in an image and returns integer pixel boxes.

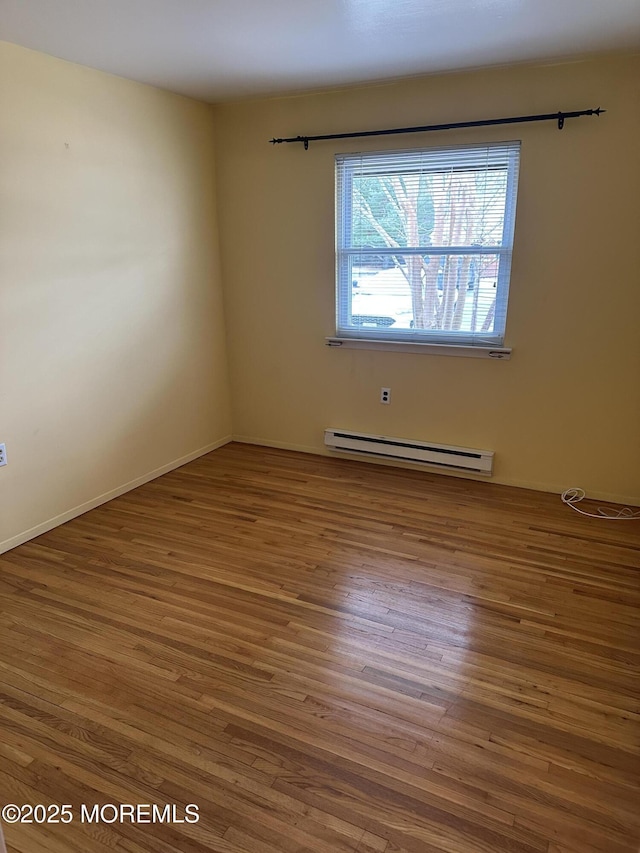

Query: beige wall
[215,53,640,504]
[0,42,232,551]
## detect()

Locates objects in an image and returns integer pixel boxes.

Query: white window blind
[335,141,520,347]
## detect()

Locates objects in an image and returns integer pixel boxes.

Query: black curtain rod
[270,107,605,149]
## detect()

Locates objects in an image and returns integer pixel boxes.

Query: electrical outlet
[0,443,6,467]
[380,387,391,404]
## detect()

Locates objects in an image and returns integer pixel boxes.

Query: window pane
[342,252,503,336]
[351,168,508,249]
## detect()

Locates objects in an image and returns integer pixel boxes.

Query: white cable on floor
[561,487,640,520]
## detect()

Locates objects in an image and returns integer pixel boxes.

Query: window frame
[334,141,520,353]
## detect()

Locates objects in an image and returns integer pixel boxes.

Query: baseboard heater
[324,429,494,475]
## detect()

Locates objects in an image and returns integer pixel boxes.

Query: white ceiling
[1,0,639,102]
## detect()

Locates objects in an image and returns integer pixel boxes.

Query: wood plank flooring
[0,442,638,852]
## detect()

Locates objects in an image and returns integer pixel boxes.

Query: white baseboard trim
[0,436,232,556]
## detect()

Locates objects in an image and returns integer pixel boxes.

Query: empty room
[1,1,639,851]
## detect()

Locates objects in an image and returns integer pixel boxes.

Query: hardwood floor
[0,442,638,853]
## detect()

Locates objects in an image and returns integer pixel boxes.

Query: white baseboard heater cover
[324,429,494,475]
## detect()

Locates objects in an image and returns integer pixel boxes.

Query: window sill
[325,337,511,360]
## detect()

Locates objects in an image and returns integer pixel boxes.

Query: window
[335,141,520,350]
